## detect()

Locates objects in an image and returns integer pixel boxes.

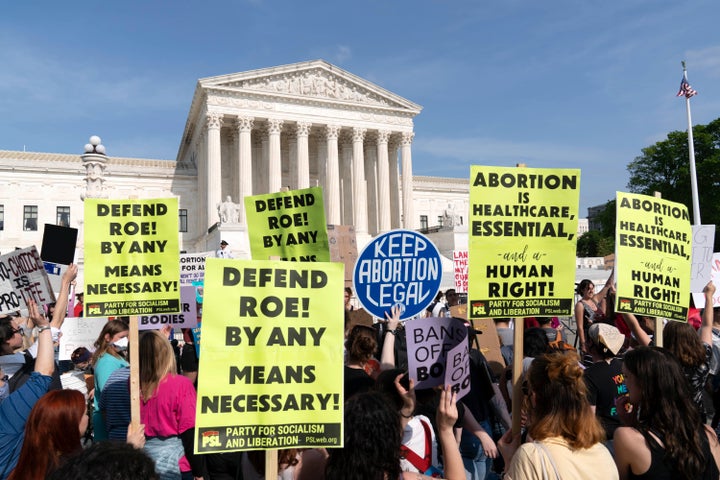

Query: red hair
[9,389,86,480]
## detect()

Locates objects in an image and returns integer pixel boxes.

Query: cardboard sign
[690,225,716,308]
[468,166,580,318]
[405,316,470,398]
[244,187,330,262]
[615,192,692,321]
[453,250,469,293]
[59,317,108,361]
[195,259,344,453]
[83,198,181,317]
[0,246,55,314]
[354,229,441,320]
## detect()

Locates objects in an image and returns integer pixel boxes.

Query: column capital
[325,124,341,140]
[234,116,254,132]
[377,130,391,145]
[267,118,284,134]
[206,112,224,130]
[401,131,415,145]
[296,121,312,137]
[353,127,367,143]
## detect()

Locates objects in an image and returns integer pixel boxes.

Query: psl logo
[88,305,102,315]
[619,299,632,309]
[471,302,486,316]
[202,431,221,448]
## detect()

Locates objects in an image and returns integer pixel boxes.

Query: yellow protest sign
[195,258,344,453]
[468,166,580,318]
[83,198,180,317]
[244,187,330,262]
[615,192,691,321]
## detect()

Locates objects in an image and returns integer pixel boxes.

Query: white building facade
[0,61,473,285]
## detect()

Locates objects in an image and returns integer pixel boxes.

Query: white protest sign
[691,225,716,308]
[0,246,56,314]
[139,285,198,329]
[59,317,108,361]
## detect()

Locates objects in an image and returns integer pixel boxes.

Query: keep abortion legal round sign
[353,230,441,320]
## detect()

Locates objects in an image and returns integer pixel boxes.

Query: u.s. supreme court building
[0,60,470,287]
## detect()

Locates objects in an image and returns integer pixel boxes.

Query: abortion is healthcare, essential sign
[406,316,471,399]
[244,187,330,262]
[0,246,55,314]
[354,230,442,320]
[468,166,580,319]
[195,258,344,453]
[615,192,692,321]
[83,198,181,317]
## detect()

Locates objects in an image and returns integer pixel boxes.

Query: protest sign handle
[129,315,141,427]
[265,450,278,480]
[511,317,524,435]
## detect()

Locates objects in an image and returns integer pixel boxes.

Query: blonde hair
[139,330,176,400]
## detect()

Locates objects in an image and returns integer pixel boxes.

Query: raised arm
[50,264,78,329]
[700,281,715,346]
[436,386,464,480]
[380,305,401,371]
[593,269,614,305]
[28,300,54,376]
[620,313,652,347]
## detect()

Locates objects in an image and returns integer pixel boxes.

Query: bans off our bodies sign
[468,166,580,318]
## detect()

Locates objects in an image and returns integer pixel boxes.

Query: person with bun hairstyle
[343,324,377,399]
[498,351,617,479]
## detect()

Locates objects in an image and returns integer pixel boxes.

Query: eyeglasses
[10,327,24,337]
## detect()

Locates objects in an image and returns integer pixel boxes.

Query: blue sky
[2,0,718,214]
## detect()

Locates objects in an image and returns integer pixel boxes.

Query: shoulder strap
[534,442,562,480]
[399,418,433,473]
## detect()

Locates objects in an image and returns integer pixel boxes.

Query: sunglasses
[10,327,24,337]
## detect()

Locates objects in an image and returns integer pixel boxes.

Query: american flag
[677,73,697,98]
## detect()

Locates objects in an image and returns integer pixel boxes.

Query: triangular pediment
[199,60,421,113]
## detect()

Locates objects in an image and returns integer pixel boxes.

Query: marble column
[267,119,284,193]
[206,112,223,229]
[296,122,311,189]
[288,132,297,190]
[401,132,415,230]
[389,138,401,229]
[365,135,378,235]
[340,136,353,225]
[376,130,391,233]
[325,125,341,224]
[235,116,254,223]
[316,134,327,191]
[352,127,368,234]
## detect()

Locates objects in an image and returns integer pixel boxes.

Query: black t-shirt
[344,365,374,400]
[584,357,626,439]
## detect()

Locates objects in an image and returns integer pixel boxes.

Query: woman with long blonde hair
[498,351,618,479]
[139,330,204,480]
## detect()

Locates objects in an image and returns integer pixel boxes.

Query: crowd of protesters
[2,271,720,479]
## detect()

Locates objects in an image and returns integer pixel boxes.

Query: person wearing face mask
[90,319,129,441]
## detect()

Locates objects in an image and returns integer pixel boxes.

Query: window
[56,206,70,227]
[420,215,428,230]
[0,205,3,231]
[23,205,38,231]
[459,216,463,225]
[438,216,444,227]
[179,209,188,232]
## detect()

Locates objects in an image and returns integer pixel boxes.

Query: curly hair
[662,321,706,368]
[526,351,606,449]
[325,391,402,480]
[624,346,706,480]
[345,325,377,365]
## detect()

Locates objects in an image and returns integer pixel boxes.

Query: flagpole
[682,61,701,225]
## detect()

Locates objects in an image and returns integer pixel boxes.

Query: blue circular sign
[353,229,442,320]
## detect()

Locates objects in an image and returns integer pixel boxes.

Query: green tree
[627,118,720,236]
[577,230,601,257]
